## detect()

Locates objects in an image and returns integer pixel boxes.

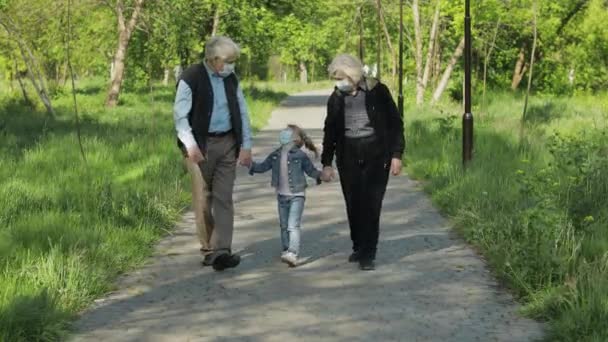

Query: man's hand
[390,158,402,176]
[321,166,335,182]
[187,146,205,164]
[238,149,252,167]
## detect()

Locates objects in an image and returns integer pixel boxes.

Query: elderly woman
[173,36,253,271]
[321,54,405,271]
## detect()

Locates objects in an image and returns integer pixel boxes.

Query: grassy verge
[0,79,324,341]
[405,91,608,341]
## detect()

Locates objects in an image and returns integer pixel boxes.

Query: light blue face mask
[218,63,235,77]
[279,128,294,145]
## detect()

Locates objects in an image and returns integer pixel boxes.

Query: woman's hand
[390,158,402,176]
[321,166,335,182]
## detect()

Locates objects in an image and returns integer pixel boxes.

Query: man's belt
[207,130,233,138]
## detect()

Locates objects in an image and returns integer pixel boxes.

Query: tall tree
[422,0,441,93]
[521,0,538,140]
[412,0,424,105]
[105,0,146,107]
[431,37,465,104]
[66,0,86,162]
[374,0,397,80]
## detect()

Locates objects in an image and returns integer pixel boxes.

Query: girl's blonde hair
[287,124,319,158]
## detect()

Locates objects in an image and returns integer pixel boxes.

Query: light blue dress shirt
[173,61,253,151]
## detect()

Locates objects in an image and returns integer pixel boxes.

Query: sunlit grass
[406,92,608,341]
[0,79,307,341]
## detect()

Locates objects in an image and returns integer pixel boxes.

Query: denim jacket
[249,146,322,193]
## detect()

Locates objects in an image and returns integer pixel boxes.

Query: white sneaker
[281,252,298,267]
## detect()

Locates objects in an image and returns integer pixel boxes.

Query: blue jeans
[277,195,305,255]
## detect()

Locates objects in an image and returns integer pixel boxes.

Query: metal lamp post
[463,0,474,165]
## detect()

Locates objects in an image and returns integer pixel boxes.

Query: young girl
[249,124,323,267]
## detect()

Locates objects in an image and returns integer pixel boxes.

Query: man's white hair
[328,54,364,83]
[205,36,240,61]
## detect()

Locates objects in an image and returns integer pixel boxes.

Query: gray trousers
[185,135,237,261]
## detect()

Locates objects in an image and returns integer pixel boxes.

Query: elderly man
[321,54,405,271]
[173,36,253,271]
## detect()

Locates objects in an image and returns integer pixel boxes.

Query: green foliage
[406,92,608,341]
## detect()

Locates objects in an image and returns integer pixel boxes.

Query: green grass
[0,79,320,341]
[405,91,608,341]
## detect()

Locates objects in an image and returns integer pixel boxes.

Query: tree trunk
[16,71,32,107]
[67,0,87,163]
[412,0,424,105]
[482,20,500,115]
[1,16,55,116]
[11,53,32,106]
[60,62,69,87]
[163,68,170,86]
[18,37,54,115]
[211,4,221,36]
[521,1,538,140]
[358,7,365,64]
[422,0,441,92]
[299,62,308,84]
[106,0,145,107]
[432,33,442,88]
[431,37,465,104]
[568,68,575,85]
[374,0,397,79]
[511,47,527,90]
[376,6,382,81]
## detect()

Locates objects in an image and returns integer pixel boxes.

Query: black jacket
[321,78,405,167]
[177,63,242,155]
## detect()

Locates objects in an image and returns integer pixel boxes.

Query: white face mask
[336,79,354,93]
[219,63,235,77]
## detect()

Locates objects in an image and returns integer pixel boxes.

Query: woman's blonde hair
[328,54,364,84]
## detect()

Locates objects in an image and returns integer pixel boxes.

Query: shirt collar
[356,79,368,92]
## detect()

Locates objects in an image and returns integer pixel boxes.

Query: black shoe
[358,259,375,271]
[348,251,360,263]
[212,253,241,271]
[201,254,214,267]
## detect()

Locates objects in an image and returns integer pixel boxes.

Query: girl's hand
[390,158,402,176]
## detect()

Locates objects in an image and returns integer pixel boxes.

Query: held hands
[238,149,253,168]
[320,166,336,182]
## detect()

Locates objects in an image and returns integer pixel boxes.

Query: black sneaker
[358,259,375,271]
[201,255,214,267]
[348,251,360,263]
[212,254,241,271]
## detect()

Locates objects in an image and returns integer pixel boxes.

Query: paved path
[72,89,544,342]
